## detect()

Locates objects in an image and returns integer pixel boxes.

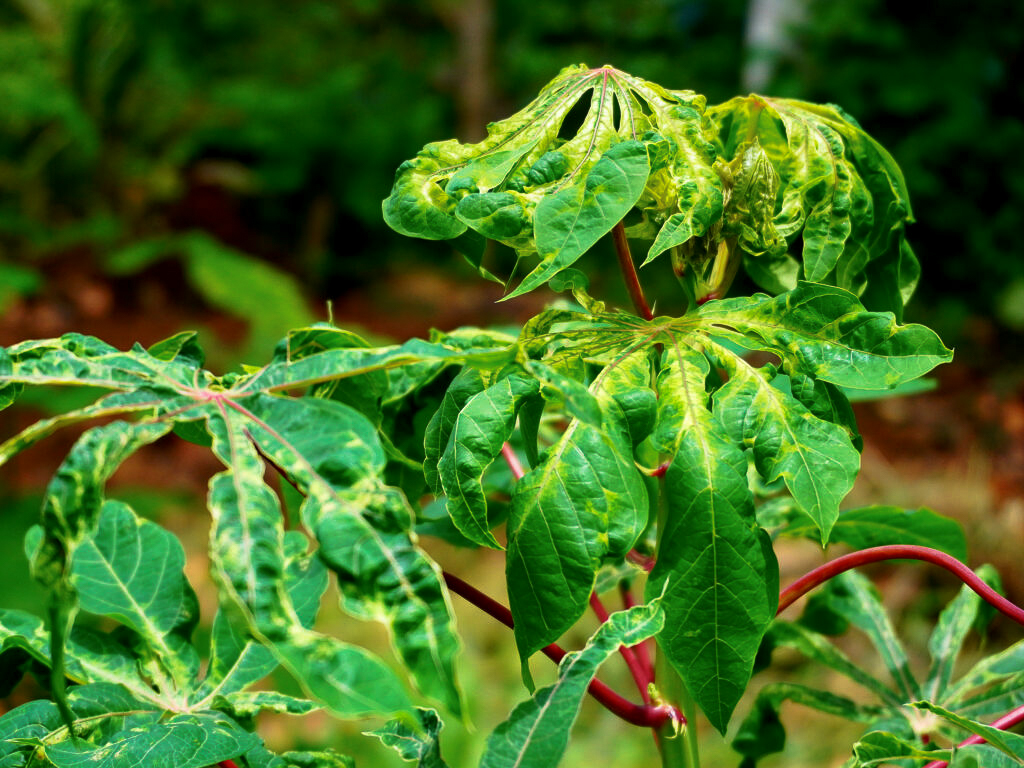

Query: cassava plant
[0,63,1022,767]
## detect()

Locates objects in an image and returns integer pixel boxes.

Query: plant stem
[218,761,240,768]
[612,222,654,320]
[621,584,655,684]
[777,545,1024,627]
[442,571,678,728]
[921,703,1024,768]
[654,643,697,767]
[501,441,525,480]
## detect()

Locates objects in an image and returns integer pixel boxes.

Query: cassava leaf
[235,394,462,716]
[423,368,487,494]
[824,571,921,702]
[367,707,449,768]
[849,730,950,767]
[480,601,664,768]
[924,565,999,701]
[709,340,859,543]
[767,621,904,707]
[41,711,261,768]
[733,682,887,765]
[507,351,649,676]
[779,506,967,560]
[911,701,1024,764]
[698,282,952,391]
[646,345,777,733]
[710,96,915,316]
[70,500,200,694]
[438,374,539,548]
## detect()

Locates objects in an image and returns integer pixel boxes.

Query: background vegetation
[1,1,1021,765]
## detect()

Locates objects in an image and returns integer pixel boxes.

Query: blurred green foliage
[773,0,1024,330]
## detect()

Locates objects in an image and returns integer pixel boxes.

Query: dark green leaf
[438,375,539,548]
[367,707,449,768]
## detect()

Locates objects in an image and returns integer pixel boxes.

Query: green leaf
[779,506,967,560]
[236,394,462,716]
[733,682,887,764]
[952,745,1024,768]
[849,730,949,767]
[423,368,487,495]
[367,707,449,768]
[825,571,921,702]
[924,565,999,700]
[508,139,651,299]
[947,640,1024,719]
[196,532,327,705]
[438,375,539,548]
[70,500,200,694]
[646,346,777,733]
[480,601,664,768]
[710,341,859,543]
[526,360,602,427]
[698,282,953,390]
[214,690,318,718]
[41,711,261,768]
[911,701,1024,764]
[507,352,649,675]
[710,96,915,315]
[767,621,904,707]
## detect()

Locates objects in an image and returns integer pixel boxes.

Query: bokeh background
[1,1,1022,765]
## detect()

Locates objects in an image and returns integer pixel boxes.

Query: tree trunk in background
[435,0,495,142]
[742,0,805,92]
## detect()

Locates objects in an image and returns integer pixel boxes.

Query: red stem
[621,584,655,684]
[443,571,679,728]
[590,592,652,702]
[612,222,654,321]
[502,442,525,481]
[922,703,1024,768]
[218,761,239,768]
[777,545,1024,627]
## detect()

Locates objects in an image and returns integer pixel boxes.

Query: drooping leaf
[423,368,487,495]
[438,375,539,548]
[709,340,859,543]
[647,346,777,733]
[196,532,327,705]
[480,601,664,768]
[507,351,649,676]
[235,394,462,716]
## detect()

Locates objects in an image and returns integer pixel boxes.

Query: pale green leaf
[367,707,449,768]
[698,282,952,390]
